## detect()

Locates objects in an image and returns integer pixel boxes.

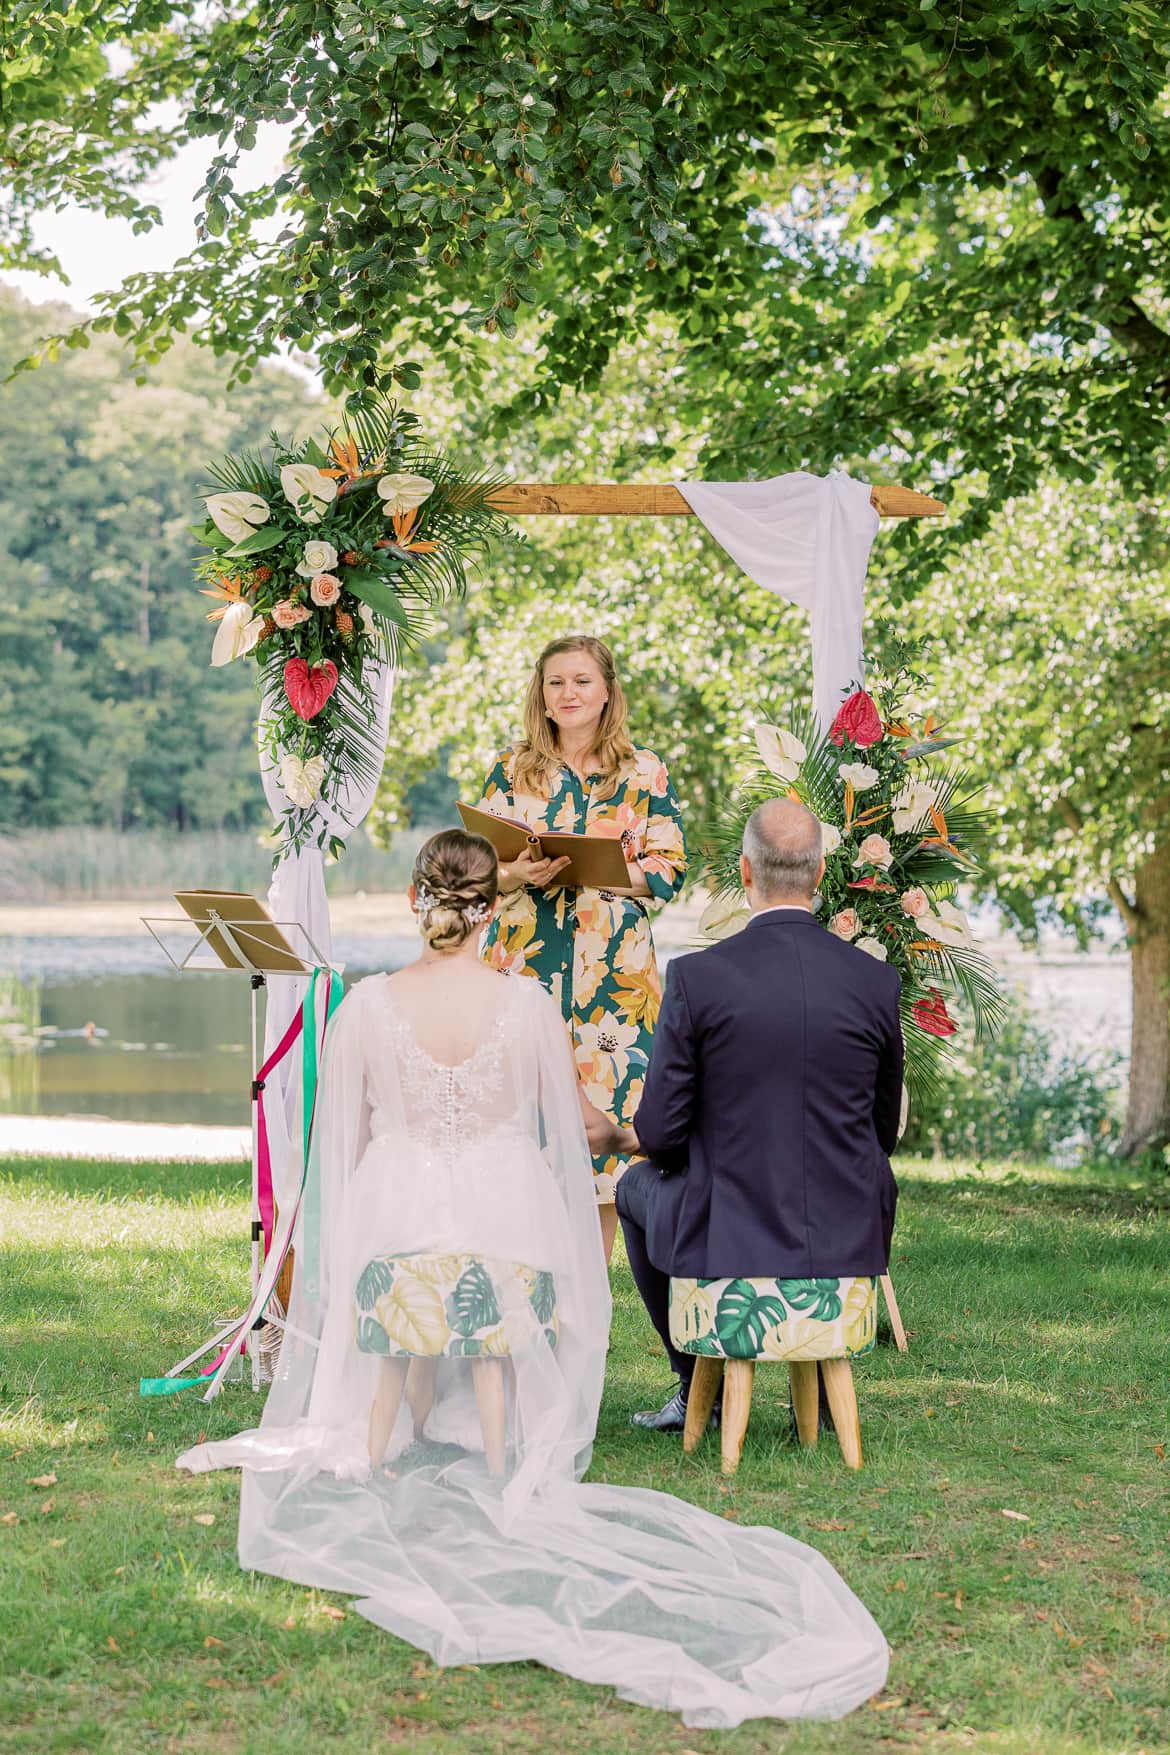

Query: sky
[3,122,290,316]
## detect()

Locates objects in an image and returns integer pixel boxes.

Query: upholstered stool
[668,1274,877,1474]
[356,1253,558,1472]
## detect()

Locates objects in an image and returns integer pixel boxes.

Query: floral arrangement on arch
[196,399,509,856]
[703,643,1004,1101]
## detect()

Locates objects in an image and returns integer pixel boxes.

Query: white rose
[279,751,326,810]
[892,779,939,834]
[377,472,436,516]
[855,936,889,961]
[698,892,751,941]
[280,463,338,525]
[295,538,339,579]
[820,821,842,856]
[209,600,266,667]
[838,761,880,792]
[205,491,269,544]
[754,723,807,783]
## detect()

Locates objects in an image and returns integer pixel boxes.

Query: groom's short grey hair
[743,798,823,901]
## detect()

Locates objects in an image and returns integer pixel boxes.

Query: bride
[178,828,888,1727]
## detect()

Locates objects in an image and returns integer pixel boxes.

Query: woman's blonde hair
[412,828,498,953]
[511,634,635,799]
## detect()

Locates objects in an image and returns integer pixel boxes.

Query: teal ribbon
[301,967,343,1300]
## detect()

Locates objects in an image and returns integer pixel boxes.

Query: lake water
[0,926,1132,1129]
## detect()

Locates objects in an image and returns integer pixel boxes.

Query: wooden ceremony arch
[487,483,944,519]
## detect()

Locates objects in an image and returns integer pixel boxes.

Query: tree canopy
[6,2,1170,562]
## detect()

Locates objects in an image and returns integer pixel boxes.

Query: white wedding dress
[178,971,888,1727]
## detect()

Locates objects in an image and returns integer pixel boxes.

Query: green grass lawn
[1,1153,1167,1755]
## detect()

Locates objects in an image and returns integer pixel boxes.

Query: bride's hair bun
[412,828,498,953]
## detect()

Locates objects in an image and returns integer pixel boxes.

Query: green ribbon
[138,1377,207,1397]
[301,967,344,1300]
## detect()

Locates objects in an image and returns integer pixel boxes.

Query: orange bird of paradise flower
[320,432,387,490]
[199,572,251,621]
[379,507,440,556]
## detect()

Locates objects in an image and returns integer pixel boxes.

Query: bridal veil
[178,973,887,1727]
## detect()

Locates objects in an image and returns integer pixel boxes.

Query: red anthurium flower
[283,658,338,721]
[830,690,883,748]
[847,876,896,892]
[912,989,957,1038]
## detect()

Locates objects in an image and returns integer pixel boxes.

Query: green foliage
[0,285,312,833]
[7,3,1170,563]
[902,1004,1124,1166]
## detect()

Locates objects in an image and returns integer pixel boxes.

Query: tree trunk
[1120,837,1170,1157]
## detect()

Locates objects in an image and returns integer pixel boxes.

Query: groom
[617,797,904,1431]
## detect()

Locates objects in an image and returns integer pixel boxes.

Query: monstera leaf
[449,1261,500,1337]
[355,1257,395,1312]
[713,1280,788,1358]
[356,1316,390,1355]
[780,1279,844,1323]
[374,1275,449,1355]
[529,1270,556,1326]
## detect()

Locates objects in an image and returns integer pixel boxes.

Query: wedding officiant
[478,634,687,1259]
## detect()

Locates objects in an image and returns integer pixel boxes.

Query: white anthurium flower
[209,600,266,667]
[754,723,807,783]
[838,761,880,792]
[377,472,435,516]
[698,892,751,941]
[892,778,939,834]
[932,900,974,946]
[279,751,327,810]
[205,491,269,544]
[855,936,889,961]
[820,822,842,856]
[280,463,338,525]
[295,538,339,579]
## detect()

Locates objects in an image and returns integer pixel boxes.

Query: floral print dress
[479,746,688,1200]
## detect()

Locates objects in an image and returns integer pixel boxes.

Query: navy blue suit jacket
[632,909,903,1279]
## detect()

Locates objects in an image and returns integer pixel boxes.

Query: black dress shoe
[631,1388,721,1432]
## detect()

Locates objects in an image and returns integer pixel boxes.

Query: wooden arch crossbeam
[487,483,944,518]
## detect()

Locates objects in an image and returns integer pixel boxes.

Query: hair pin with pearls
[415,881,491,925]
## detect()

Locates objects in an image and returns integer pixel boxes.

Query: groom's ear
[739,853,752,891]
[816,855,826,890]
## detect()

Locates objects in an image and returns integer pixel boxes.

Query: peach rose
[900,886,930,919]
[272,598,312,629]
[831,908,861,941]
[310,571,342,607]
[854,833,893,870]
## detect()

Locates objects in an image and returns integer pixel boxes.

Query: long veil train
[178,973,887,1728]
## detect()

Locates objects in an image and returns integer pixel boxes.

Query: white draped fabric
[675,473,879,732]
[178,973,889,1727]
[257,661,394,1204]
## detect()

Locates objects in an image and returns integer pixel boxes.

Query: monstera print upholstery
[355,1253,558,1358]
[668,1275,877,1363]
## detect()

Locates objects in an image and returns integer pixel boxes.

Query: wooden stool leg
[880,1273,908,1353]
[683,1356,724,1453]
[820,1359,863,1470]
[720,1359,755,1476]
[368,1357,409,1467]
[788,1360,820,1447]
[472,1358,507,1476]
[406,1356,437,1438]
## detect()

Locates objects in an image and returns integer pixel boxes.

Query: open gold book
[457,802,630,890]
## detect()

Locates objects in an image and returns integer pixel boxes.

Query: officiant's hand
[499,842,572,893]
